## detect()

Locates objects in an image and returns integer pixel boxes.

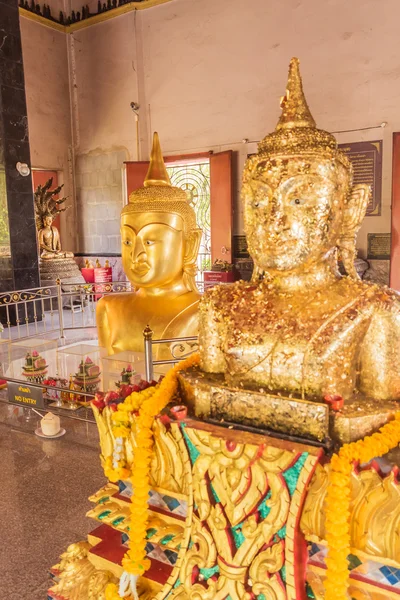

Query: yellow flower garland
[324,412,400,600]
[105,353,200,600]
[103,387,158,483]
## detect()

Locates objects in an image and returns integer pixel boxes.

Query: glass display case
[9,338,58,384]
[58,343,103,405]
[102,350,147,392]
[102,351,171,391]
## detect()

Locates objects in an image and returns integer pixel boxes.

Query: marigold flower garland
[324,412,400,600]
[105,353,200,600]
[104,387,157,483]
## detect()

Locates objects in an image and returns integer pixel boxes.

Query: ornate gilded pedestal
[40,256,86,289]
[49,416,322,600]
[49,407,400,600]
[180,368,400,446]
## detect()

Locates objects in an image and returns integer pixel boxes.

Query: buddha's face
[243,155,350,271]
[44,216,53,227]
[121,212,185,288]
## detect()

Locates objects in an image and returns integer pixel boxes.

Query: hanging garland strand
[324,412,400,600]
[105,353,200,600]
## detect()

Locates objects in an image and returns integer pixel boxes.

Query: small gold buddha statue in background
[97,132,202,355]
[200,58,400,404]
[38,213,74,260]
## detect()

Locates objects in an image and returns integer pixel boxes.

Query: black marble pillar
[0,0,40,294]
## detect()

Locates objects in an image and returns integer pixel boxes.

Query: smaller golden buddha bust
[200,58,400,404]
[38,213,74,260]
[97,132,202,356]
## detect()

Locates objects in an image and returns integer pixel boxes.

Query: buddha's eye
[289,198,306,206]
[123,239,132,246]
[145,240,155,246]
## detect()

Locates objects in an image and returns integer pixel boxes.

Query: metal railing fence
[0,280,132,341]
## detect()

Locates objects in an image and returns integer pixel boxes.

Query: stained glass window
[166,161,211,287]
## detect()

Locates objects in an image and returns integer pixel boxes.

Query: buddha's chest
[221,294,372,399]
[42,228,57,242]
[108,296,196,355]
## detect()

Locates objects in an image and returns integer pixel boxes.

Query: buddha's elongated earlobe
[183,229,202,292]
[337,184,370,279]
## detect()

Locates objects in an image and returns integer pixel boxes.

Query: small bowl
[169,405,188,420]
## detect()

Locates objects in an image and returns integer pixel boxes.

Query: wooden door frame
[390,133,400,290]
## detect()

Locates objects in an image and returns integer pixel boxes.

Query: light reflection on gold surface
[199,58,400,417]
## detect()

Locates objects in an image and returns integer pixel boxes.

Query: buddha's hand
[119,572,139,599]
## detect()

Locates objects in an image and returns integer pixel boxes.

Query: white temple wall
[138,0,400,260]
[20,16,76,251]
[21,0,400,261]
[71,14,140,251]
[75,148,128,253]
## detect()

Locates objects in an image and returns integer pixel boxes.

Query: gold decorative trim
[307,563,400,600]
[19,8,66,32]
[19,0,173,33]
[285,454,319,600]
[301,463,400,570]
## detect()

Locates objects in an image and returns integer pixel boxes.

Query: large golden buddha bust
[200,58,400,404]
[97,133,202,355]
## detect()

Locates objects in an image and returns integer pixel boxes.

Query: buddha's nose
[133,237,146,260]
[264,197,288,230]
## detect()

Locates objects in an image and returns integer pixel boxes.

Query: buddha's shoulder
[200,281,257,311]
[177,291,201,309]
[96,291,136,312]
[343,278,400,314]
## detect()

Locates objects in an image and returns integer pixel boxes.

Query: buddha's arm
[199,294,226,373]
[359,302,400,400]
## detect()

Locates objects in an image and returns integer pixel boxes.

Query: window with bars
[166,160,211,285]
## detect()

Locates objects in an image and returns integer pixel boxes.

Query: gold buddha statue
[200,58,400,404]
[97,132,202,355]
[38,213,74,259]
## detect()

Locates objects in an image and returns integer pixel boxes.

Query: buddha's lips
[131,262,150,276]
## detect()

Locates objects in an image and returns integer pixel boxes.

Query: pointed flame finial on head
[144,132,171,188]
[255,57,350,169]
[276,57,316,131]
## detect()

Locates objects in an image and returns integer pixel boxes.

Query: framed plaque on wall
[338,140,383,216]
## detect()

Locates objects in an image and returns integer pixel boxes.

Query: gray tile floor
[0,403,105,600]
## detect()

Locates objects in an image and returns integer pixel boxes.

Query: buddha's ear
[184,228,202,265]
[337,184,370,279]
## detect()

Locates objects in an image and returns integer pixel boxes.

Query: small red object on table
[324,394,344,411]
[81,267,95,283]
[170,405,188,420]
